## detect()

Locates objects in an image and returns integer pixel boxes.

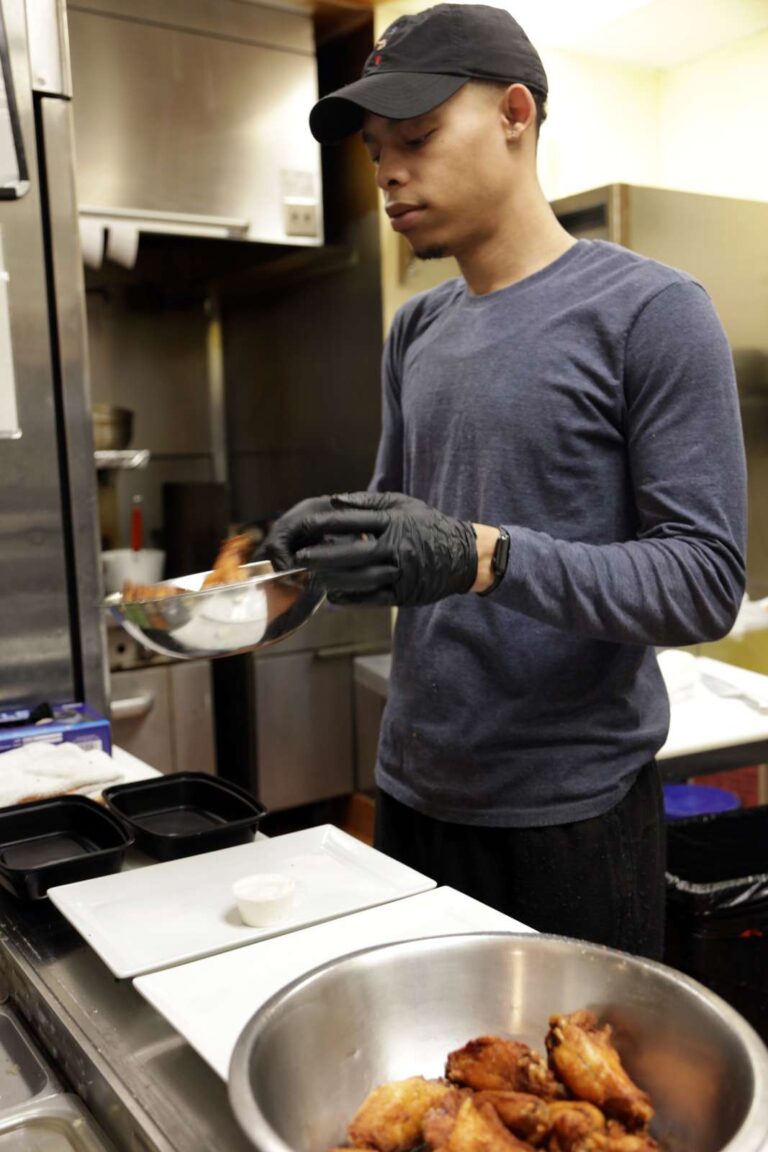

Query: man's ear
[500,83,536,141]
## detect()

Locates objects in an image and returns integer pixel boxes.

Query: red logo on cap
[373,53,382,65]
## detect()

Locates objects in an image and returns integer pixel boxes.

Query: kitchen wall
[221,16,384,523]
[86,281,216,552]
[658,28,768,203]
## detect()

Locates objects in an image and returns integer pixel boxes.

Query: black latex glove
[264,492,477,607]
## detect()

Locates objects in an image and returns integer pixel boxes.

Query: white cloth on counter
[0,742,121,807]
[657,649,701,704]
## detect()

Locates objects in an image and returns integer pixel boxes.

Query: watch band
[477,526,510,597]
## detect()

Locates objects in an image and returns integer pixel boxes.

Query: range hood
[68,0,324,258]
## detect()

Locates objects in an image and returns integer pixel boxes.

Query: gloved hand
[264,492,477,607]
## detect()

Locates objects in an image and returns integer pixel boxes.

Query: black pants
[374,761,666,959]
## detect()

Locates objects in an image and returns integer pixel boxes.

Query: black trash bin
[665,803,768,1042]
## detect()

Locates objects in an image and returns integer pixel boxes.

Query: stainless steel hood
[67,0,324,252]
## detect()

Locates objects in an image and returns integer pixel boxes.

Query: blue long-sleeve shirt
[371,239,747,827]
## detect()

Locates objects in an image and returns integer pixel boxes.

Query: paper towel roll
[79,219,105,269]
[106,224,139,269]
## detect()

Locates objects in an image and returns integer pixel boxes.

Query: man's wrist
[470,524,501,593]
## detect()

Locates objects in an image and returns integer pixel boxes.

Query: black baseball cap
[309,3,548,144]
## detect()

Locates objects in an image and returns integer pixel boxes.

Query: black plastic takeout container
[102,772,267,861]
[0,796,134,900]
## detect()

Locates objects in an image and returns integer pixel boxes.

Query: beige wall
[658,28,768,203]
[372,1,768,330]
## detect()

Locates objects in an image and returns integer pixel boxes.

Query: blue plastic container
[663,783,741,821]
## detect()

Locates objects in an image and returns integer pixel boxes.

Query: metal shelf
[95,449,150,470]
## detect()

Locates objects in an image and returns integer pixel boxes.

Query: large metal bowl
[105,561,325,659]
[229,933,768,1152]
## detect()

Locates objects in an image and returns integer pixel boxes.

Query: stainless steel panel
[626,185,768,351]
[254,649,354,809]
[0,1095,118,1150]
[85,294,212,456]
[0,0,74,705]
[222,207,383,522]
[168,660,216,775]
[0,1003,61,1117]
[25,0,72,96]
[40,96,108,714]
[551,183,627,242]
[109,662,216,775]
[109,666,173,774]
[68,7,321,246]
[0,900,253,1152]
[68,0,313,54]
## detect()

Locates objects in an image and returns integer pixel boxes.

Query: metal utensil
[229,933,768,1152]
[105,561,324,660]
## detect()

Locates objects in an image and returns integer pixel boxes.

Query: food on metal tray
[120,530,258,603]
[330,1010,659,1152]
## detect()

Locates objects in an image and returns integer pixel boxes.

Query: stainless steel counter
[0,868,253,1152]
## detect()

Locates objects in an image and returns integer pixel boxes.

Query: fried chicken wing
[545,1013,653,1131]
[423,1088,470,1149]
[548,1103,605,1132]
[600,1123,659,1152]
[447,1038,566,1100]
[201,531,258,588]
[473,1093,552,1145]
[348,1076,451,1152]
[119,528,263,605]
[443,1098,536,1152]
[546,1102,610,1152]
[121,581,186,602]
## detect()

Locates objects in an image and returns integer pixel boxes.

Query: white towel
[0,742,121,808]
[657,649,700,704]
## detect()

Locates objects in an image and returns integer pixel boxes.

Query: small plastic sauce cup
[233,872,295,927]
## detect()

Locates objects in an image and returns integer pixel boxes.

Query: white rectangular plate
[134,885,535,1080]
[48,825,435,978]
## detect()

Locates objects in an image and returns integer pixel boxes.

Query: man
[266,4,747,958]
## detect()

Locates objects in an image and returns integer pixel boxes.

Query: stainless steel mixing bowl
[229,933,768,1152]
[105,561,325,659]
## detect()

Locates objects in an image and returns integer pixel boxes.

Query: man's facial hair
[414,246,449,261]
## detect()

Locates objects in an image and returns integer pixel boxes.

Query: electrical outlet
[284,200,319,238]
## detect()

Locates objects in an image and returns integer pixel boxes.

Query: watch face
[493,530,510,576]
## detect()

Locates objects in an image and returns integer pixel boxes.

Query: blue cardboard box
[0,703,112,755]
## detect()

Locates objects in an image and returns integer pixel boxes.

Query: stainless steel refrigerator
[0,0,105,712]
[552,183,768,601]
